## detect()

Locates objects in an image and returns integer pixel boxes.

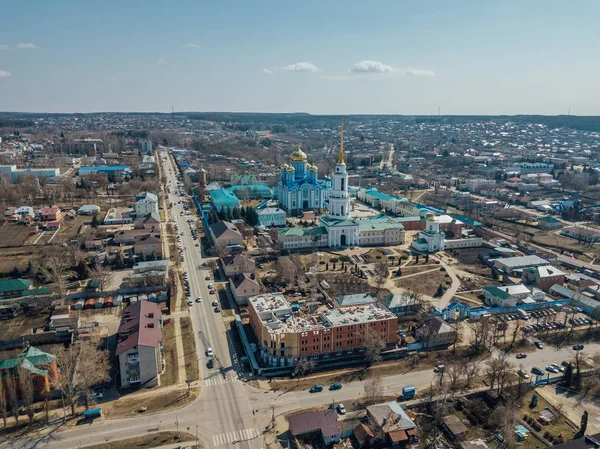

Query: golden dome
[308,163,318,172]
[280,163,289,170]
[290,144,307,162]
[286,165,295,172]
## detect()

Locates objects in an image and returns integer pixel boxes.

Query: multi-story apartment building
[465,178,496,192]
[248,293,398,362]
[116,301,164,388]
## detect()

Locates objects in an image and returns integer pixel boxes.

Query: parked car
[338,404,346,414]
[329,383,342,391]
[531,367,544,376]
[309,385,323,393]
[573,344,585,350]
[535,342,544,349]
[433,364,445,373]
[187,299,193,306]
[546,365,559,374]
[206,347,213,357]
[517,369,530,379]
[212,300,218,307]
[205,276,211,280]
[215,306,221,313]
[561,361,570,367]
[208,284,214,289]
[516,353,527,359]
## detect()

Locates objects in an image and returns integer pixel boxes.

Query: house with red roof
[116,301,164,388]
[42,205,62,221]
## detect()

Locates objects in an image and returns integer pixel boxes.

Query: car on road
[329,383,342,391]
[187,299,193,306]
[531,367,544,376]
[214,306,221,313]
[207,359,214,369]
[535,342,544,349]
[206,347,213,357]
[337,404,346,414]
[546,365,560,374]
[196,297,202,303]
[433,364,445,373]
[516,353,527,359]
[212,300,218,307]
[517,369,530,379]
[573,344,585,350]
[309,385,323,393]
[205,276,211,280]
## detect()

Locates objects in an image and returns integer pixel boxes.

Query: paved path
[437,256,460,309]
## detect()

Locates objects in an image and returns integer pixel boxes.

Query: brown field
[0,224,32,247]
[395,268,449,297]
[0,246,40,273]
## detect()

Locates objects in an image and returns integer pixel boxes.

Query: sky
[1,0,599,115]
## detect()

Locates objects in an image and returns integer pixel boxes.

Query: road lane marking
[212,428,260,446]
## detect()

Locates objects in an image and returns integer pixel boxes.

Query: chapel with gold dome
[277,144,329,215]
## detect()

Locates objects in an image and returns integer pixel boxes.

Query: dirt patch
[161,321,180,386]
[181,317,199,381]
[0,224,32,247]
[81,431,198,449]
[102,386,200,419]
[395,268,449,297]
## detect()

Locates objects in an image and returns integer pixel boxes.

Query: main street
[10,150,599,449]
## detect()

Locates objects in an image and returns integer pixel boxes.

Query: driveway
[536,384,600,433]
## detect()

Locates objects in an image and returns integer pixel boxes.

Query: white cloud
[0,44,8,50]
[282,62,319,73]
[157,58,166,65]
[17,43,37,49]
[187,43,202,48]
[0,70,12,77]
[350,60,395,74]
[262,68,273,75]
[405,68,436,77]
[349,60,436,78]
[109,76,116,83]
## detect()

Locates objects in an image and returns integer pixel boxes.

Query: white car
[208,284,214,289]
[206,347,213,357]
[187,299,193,306]
[337,404,346,414]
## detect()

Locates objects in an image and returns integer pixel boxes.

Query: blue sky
[1,0,599,114]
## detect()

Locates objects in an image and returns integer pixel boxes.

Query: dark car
[531,367,544,376]
[535,342,544,350]
[516,353,527,359]
[309,385,323,393]
[329,383,342,391]
[573,344,584,351]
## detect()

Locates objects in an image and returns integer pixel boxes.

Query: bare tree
[5,374,19,427]
[53,344,80,417]
[19,368,35,423]
[452,319,463,354]
[276,257,299,286]
[363,327,384,365]
[470,319,488,353]
[445,361,465,392]
[485,352,515,397]
[76,341,110,409]
[374,261,389,293]
[510,319,522,348]
[89,265,115,292]
[464,361,481,388]
[39,252,75,295]
[294,357,316,379]
[363,375,384,405]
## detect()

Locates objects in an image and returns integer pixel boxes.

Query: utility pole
[271,404,275,430]
[196,424,199,447]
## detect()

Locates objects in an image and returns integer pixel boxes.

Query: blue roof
[228,184,271,194]
[210,188,239,204]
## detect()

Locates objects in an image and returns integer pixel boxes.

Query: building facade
[248,293,398,362]
[116,301,164,388]
[257,207,287,227]
[134,192,159,217]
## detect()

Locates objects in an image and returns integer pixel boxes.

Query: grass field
[181,316,199,382]
[161,320,180,386]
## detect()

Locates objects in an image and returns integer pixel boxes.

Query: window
[341,178,345,190]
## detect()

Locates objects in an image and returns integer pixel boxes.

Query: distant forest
[1,111,600,132]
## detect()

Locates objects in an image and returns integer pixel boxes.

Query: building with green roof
[0,278,32,298]
[0,345,58,395]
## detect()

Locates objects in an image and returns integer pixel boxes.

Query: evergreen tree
[574,411,589,439]
[91,215,99,228]
[232,207,240,220]
[563,362,573,388]
[435,283,445,297]
[217,209,225,220]
[75,261,90,280]
[240,205,246,220]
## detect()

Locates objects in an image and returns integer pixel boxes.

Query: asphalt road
[9,152,599,449]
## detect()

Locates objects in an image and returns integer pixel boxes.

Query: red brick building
[0,346,58,397]
[248,294,398,360]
